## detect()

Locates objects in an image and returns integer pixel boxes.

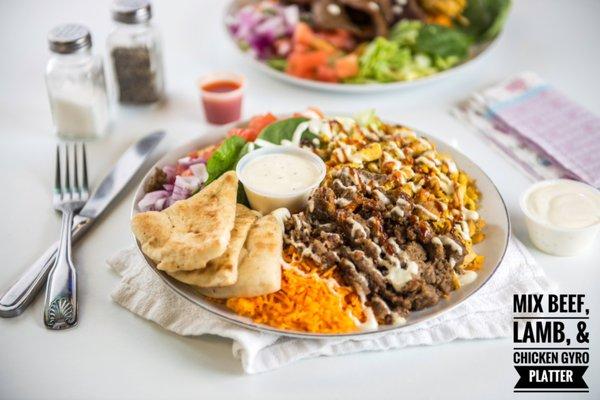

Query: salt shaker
[46,24,110,140]
[107,0,165,105]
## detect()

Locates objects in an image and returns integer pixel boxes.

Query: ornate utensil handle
[43,210,78,330]
[0,216,90,318]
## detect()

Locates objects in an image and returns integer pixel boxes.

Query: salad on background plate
[225,0,511,89]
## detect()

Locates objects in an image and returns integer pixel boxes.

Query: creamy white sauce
[441,236,463,255]
[415,156,436,169]
[458,270,478,286]
[526,180,600,229]
[415,204,439,220]
[335,197,351,207]
[242,153,321,195]
[388,266,413,291]
[432,235,464,255]
[462,207,480,221]
[389,206,404,218]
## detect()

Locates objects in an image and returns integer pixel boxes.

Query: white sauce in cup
[526,181,600,229]
[520,179,600,256]
[236,146,326,214]
[241,153,322,195]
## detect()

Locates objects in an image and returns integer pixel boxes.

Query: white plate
[131,118,510,338]
[224,0,502,93]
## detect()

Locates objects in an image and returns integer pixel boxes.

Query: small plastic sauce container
[520,179,600,256]
[236,146,326,215]
[198,72,244,125]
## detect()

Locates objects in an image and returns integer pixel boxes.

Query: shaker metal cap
[48,24,92,54]
[112,0,152,24]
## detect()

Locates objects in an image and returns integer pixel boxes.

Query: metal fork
[43,143,89,330]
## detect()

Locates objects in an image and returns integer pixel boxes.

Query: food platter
[131,115,510,338]
[223,0,506,93]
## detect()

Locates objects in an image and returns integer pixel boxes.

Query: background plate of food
[224,0,511,92]
[131,109,510,338]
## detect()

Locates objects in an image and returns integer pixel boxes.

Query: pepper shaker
[106,0,164,104]
[107,0,165,105]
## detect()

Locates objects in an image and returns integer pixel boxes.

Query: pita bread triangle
[131,171,238,272]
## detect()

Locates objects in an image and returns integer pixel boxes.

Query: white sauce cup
[520,179,600,256]
[236,146,326,215]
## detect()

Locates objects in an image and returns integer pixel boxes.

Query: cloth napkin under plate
[108,237,553,374]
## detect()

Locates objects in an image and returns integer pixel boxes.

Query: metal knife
[0,131,165,317]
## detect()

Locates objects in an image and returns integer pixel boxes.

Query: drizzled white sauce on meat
[416,156,436,169]
[382,151,402,171]
[349,219,368,239]
[462,207,480,221]
[389,206,404,218]
[335,197,352,207]
[387,262,418,291]
[436,172,455,195]
[432,236,463,255]
[459,270,477,286]
[455,222,471,241]
[373,189,390,205]
[415,204,439,220]
[444,158,458,174]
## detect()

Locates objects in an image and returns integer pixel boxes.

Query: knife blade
[0,131,165,317]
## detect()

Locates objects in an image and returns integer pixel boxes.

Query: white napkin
[108,237,553,374]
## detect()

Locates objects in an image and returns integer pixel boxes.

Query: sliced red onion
[189,163,209,182]
[229,2,298,60]
[162,164,177,183]
[154,197,166,211]
[138,190,169,212]
[174,175,201,192]
[177,156,205,168]
[170,184,190,202]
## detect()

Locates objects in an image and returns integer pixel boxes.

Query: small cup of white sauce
[520,179,600,256]
[236,146,326,214]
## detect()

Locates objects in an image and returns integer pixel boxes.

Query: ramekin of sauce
[198,72,244,125]
[520,179,600,256]
[236,146,326,214]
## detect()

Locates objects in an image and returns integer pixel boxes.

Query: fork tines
[54,143,89,202]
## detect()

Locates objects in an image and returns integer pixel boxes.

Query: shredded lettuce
[389,20,421,47]
[355,109,383,130]
[348,21,474,84]
[348,36,437,83]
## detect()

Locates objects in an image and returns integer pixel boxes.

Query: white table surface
[1,0,598,399]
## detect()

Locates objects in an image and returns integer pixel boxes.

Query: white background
[0,0,598,399]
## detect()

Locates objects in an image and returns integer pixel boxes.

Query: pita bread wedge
[131,171,238,272]
[198,212,284,298]
[167,204,260,287]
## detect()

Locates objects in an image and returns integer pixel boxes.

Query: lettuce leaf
[416,24,472,60]
[258,117,317,144]
[206,135,247,184]
[389,20,422,46]
[267,58,287,71]
[461,0,512,42]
